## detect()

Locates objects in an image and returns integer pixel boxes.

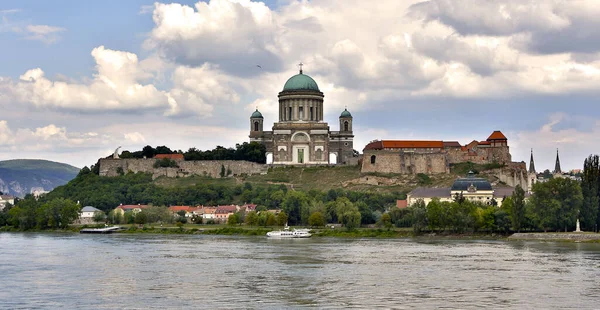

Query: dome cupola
[340,108,352,118]
[251,109,263,119]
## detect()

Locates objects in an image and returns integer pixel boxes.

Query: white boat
[266,225,312,238]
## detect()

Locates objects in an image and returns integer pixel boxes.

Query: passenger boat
[266,225,311,238]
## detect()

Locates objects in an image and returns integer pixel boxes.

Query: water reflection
[2,233,600,309]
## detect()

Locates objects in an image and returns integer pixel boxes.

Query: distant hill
[0,159,80,197]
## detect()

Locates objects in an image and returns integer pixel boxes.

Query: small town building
[0,194,15,210]
[114,204,149,216]
[407,172,525,207]
[79,206,103,224]
[215,205,237,222]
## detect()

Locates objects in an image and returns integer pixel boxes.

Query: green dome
[282,73,320,92]
[251,109,263,118]
[340,108,352,118]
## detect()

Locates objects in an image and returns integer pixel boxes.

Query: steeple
[529,149,536,174]
[553,148,562,174]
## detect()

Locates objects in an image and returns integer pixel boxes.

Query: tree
[134,211,148,225]
[411,199,427,233]
[335,197,361,230]
[93,211,106,223]
[227,213,240,225]
[530,178,583,232]
[276,211,288,226]
[266,213,277,226]
[380,213,392,230]
[282,191,309,225]
[511,185,526,232]
[245,211,258,226]
[308,211,325,227]
[581,155,600,230]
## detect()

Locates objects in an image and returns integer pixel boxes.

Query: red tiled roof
[478,141,491,145]
[169,206,191,212]
[396,200,408,208]
[443,141,461,148]
[154,153,184,160]
[363,140,384,151]
[487,131,507,141]
[381,140,444,149]
[117,204,149,210]
[216,205,237,214]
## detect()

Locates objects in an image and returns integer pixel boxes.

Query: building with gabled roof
[361,131,512,175]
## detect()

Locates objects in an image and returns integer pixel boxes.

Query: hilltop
[0,159,80,197]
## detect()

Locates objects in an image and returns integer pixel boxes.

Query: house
[215,205,238,222]
[168,206,192,217]
[79,206,103,224]
[113,204,150,216]
[0,194,15,211]
[241,204,257,212]
[201,207,217,220]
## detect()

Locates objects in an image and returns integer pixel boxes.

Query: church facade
[249,67,354,165]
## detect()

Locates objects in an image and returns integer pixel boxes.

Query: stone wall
[447,146,511,164]
[99,158,268,179]
[361,150,449,174]
[490,162,528,189]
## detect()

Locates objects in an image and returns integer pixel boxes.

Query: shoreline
[508,232,600,242]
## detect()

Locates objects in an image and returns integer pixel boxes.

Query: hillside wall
[361,150,449,174]
[99,158,267,179]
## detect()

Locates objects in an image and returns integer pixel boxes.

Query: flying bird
[256,65,262,69]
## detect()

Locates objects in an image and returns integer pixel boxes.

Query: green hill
[0,159,80,197]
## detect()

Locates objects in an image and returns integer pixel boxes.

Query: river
[1,233,600,309]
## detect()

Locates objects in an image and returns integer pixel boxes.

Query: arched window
[370,155,376,164]
[344,121,349,132]
[254,121,259,131]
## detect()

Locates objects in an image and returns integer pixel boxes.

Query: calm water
[2,233,600,309]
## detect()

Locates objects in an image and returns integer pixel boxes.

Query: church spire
[529,149,536,174]
[553,148,562,174]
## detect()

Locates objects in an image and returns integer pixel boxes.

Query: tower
[528,149,537,193]
[553,148,562,175]
[250,108,264,133]
[333,108,354,164]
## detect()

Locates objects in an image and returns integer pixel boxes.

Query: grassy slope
[154,165,465,194]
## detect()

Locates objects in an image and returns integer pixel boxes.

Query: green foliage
[308,211,325,227]
[276,211,288,226]
[153,158,179,168]
[93,211,106,223]
[245,211,258,226]
[380,213,392,230]
[511,185,526,232]
[581,155,600,230]
[530,177,583,232]
[335,197,361,230]
[4,196,80,230]
[416,173,432,185]
[282,191,309,225]
[227,213,240,225]
[183,142,267,164]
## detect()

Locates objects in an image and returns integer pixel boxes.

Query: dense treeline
[0,197,80,230]
[117,142,266,164]
[390,178,584,234]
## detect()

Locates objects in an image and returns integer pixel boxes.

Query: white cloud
[124,132,146,143]
[24,24,65,44]
[0,120,15,145]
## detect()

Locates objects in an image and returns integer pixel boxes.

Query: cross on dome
[298,62,303,74]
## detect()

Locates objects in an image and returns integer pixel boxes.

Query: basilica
[249,66,354,165]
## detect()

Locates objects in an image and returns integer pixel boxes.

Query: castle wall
[99,159,267,179]
[361,150,449,174]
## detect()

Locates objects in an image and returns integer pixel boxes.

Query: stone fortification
[99,158,267,179]
[490,162,528,189]
[361,150,449,174]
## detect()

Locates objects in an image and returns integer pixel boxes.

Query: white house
[80,206,103,224]
[0,195,16,211]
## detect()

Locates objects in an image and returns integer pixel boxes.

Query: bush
[153,158,179,168]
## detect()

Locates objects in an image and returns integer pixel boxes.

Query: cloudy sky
[1,0,599,171]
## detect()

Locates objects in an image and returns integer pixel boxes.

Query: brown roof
[396,200,408,208]
[117,204,150,210]
[216,205,237,214]
[478,141,491,145]
[169,206,191,212]
[381,140,444,149]
[487,131,507,141]
[443,141,461,148]
[154,153,184,160]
